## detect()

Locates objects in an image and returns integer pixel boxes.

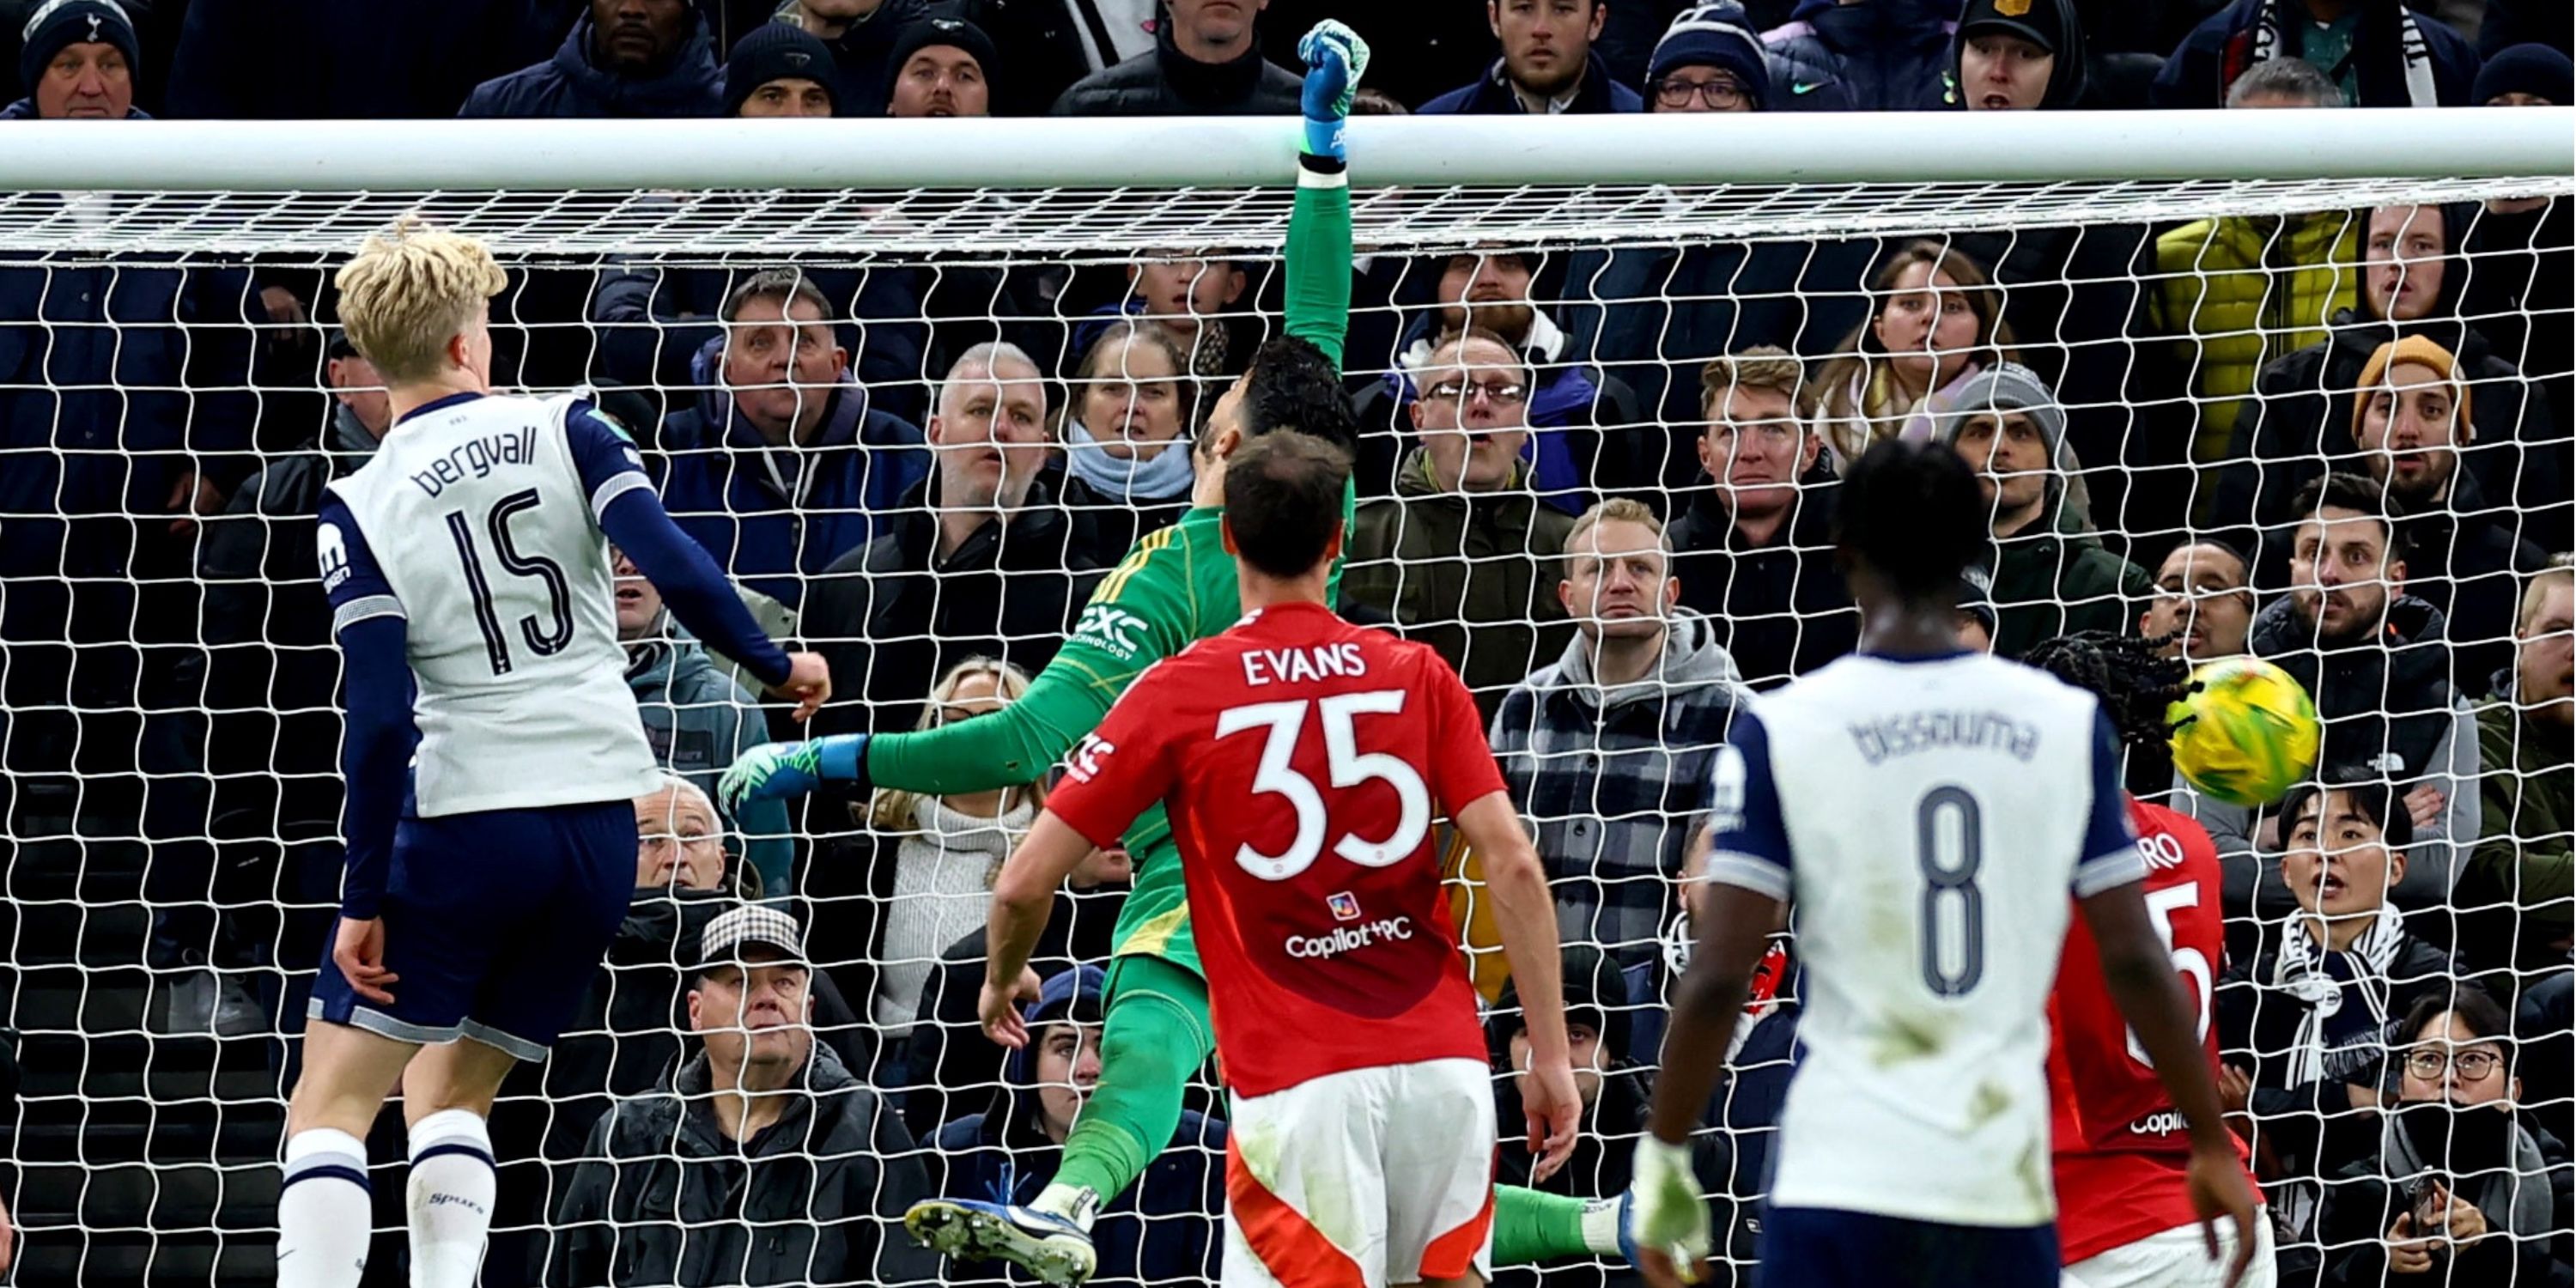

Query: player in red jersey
[978,431,1580,1288]
[2026,633,2273,1288]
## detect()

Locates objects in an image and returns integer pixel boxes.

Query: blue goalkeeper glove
[1297,20,1370,163]
[720,734,866,812]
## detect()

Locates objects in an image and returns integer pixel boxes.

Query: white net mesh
[3,169,2569,1288]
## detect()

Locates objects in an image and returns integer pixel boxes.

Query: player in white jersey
[1624,441,2257,1288]
[274,221,829,1288]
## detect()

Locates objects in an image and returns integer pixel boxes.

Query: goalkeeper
[725,24,1636,1285]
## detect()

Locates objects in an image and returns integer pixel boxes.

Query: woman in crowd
[805,657,1041,1060]
[2318,990,2573,1285]
[1057,319,1201,568]
[1809,240,2017,468]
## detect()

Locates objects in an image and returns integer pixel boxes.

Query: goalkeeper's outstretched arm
[720,26,1369,812]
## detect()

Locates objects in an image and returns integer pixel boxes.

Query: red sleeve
[1046,666,1182,850]
[1419,646,1509,816]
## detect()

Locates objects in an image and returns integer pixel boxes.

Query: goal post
[0,111,2567,1288]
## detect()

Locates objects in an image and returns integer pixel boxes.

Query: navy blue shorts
[1759,1206,2058,1288]
[309,799,635,1061]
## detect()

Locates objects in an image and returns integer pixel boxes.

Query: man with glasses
[1645,3,1769,112]
[1669,348,1857,689]
[1346,327,1580,714]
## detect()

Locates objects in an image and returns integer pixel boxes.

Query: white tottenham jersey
[322,392,660,817]
[1703,651,2142,1228]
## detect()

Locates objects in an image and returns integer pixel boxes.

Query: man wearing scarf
[2218,778,2452,1273]
[2153,0,2482,108]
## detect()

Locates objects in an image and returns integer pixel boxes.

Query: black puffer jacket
[549,1042,939,1287]
[2251,593,2458,797]
[1050,20,1299,116]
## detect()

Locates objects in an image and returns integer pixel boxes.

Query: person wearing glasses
[2316,989,2573,1286]
[1644,3,1769,112]
[1345,327,1581,716]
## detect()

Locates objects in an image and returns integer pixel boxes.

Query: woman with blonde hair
[805,656,1042,1048]
[1811,240,2018,468]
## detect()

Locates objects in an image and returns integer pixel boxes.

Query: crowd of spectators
[0,0,2569,1285]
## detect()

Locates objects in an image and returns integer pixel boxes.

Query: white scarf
[2271,903,2411,1087]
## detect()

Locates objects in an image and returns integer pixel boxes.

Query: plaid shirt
[1490,611,1748,965]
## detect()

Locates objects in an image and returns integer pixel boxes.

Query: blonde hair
[332,218,506,386]
[865,656,1037,829]
[1564,496,1666,570]
[2520,562,2574,633]
[1700,346,1805,423]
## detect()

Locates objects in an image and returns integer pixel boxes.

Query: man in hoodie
[1052,0,1301,115]
[2152,0,2481,109]
[927,965,1224,1287]
[1760,0,1959,112]
[1365,251,1649,506]
[652,269,929,610]
[2224,202,2567,554]
[1668,349,1857,689]
[1492,500,1748,969]
[459,0,723,118]
[2176,473,2482,923]
[1931,363,2148,658]
[1423,0,1645,113]
[613,547,794,896]
[1943,0,2085,110]
[805,343,1099,739]
[1346,328,1581,714]
[1645,3,1770,112]
[550,903,934,1286]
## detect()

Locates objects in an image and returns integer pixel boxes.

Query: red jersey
[1048,601,1500,1098]
[2048,797,2256,1264]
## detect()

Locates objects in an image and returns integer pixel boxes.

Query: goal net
[0,112,2568,1288]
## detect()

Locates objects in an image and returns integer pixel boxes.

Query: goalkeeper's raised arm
[720,27,1364,812]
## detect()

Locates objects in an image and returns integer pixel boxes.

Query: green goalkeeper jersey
[863,172,1353,976]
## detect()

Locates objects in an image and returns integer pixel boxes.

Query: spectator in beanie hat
[885,12,994,118]
[1645,3,1770,112]
[2473,42,2572,107]
[9,0,143,119]
[724,21,837,117]
[1947,0,2088,111]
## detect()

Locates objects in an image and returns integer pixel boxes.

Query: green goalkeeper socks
[1048,961,1213,1210]
[1492,1186,1621,1265]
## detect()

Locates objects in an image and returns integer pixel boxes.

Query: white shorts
[1222,1057,1497,1288]
[2063,1213,2277,1288]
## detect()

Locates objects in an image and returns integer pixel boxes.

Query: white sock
[1581,1194,1627,1257]
[278,1128,374,1288]
[404,1109,497,1288]
[1032,1182,1101,1230]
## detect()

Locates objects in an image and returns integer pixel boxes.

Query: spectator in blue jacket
[928,965,1224,1288]
[652,270,928,609]
[8,0,139,118]
[1422,0,1646,114]
[1644,3,1770,111]
[1759,0,1958,112]
[2151,0,2481,109]
[1360,251,1649,508]
[459,0,724,118]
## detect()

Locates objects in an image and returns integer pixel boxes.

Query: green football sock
[1492,1185,1621,1265]
[1048,957,1214,1206]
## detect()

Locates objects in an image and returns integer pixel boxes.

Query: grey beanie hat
[1929,361,2096,524]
